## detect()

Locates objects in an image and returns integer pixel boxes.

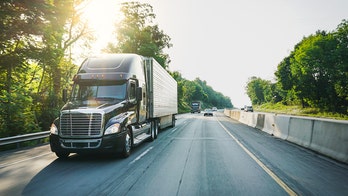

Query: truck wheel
[154,120,158,139]
[171,115,176,127]
[149,121,157,141]
[122,128,132,158]
[55,151,70,159]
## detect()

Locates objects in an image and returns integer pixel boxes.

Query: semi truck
[191,101,201,113]
[49,53,177,158]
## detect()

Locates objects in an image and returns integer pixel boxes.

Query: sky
[82,0,348,108]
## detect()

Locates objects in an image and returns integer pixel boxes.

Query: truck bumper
[49,132,126,155]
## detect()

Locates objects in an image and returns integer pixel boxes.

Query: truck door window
[129,81,136,101]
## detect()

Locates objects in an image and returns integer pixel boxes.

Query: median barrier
[224,109,348,163]
[239,111,247,124]
[262,114,275,135]
[310,119,348,163]
[230,110,240,121]
[273,115,290,140]
[224,109,230,117]
[250,113,258,127]
[255,114,265,130]
[287,117,313,148]
[240,112,257,127]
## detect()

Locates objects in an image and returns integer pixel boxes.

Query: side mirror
[136,87,143,101]
[62,89,68,103]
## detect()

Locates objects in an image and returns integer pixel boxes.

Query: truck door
[129,79,146,123]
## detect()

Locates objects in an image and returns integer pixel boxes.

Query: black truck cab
[50,54,159,158]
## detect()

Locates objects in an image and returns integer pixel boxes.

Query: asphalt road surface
[1,111,348,196]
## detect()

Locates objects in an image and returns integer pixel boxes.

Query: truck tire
[154,120,158,139]
[55,151,70,159]
[149,120,158,141]
[171,115,176,127]
[122,128,132,158]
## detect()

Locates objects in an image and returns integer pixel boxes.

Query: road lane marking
[129,146,154,165]
[217,120,297,196]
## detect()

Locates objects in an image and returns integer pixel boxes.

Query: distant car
[212,107,217,111]
[204,109,213,116]
[244,106,253,112]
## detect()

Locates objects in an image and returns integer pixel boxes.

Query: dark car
[244,106,253,112]
[204,109,213,116]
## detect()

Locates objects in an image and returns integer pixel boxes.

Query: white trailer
[144,57,178,128]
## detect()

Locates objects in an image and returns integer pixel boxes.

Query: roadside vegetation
[246,20,348,120]
[254,103,348,120]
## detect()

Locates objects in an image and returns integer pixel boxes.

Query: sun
[80,0,122,52]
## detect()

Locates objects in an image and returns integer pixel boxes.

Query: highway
[1,111,347,196]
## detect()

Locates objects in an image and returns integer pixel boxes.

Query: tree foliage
[0,0,90,137]
[246,77,273,105]
[173,72,233,112]
[105,2,172,68]
[248,20,348,114]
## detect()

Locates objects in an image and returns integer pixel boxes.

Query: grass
[254,102,348,120]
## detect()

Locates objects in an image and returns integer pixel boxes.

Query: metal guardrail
[0,131,50,146]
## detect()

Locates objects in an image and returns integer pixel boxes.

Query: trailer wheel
[154,120,158,139]
[171,115,176,127]
[149,120,157,141]
[55,151,70,159]
[122,127,132,158]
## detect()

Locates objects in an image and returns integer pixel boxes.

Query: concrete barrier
[238,111,247,124]
[262,114,275,135]
[310,119,348,163]
[240,112,257,127]
[224,109,230,117]
[255,114,265,130]
[223,109,348,164]
[230,110,241,121]
[273,115,291,140]
[287,117,314,148]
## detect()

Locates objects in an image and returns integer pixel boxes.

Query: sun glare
[81,0,122,52]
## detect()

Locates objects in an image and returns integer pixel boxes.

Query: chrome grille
[60,112,103,137]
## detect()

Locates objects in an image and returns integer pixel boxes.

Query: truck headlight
[50,124,58,135]
[104,123,121,135]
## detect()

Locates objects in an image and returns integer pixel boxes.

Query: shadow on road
[22,153,129,195]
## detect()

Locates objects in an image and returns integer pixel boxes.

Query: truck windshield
[71,83,127,105]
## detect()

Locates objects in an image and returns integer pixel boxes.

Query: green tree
[0,0,93,136]
[333,19,348,113]
[0,0,51,136]
[246,77,272,105]
[274,20,348,114]
[275,54,299,105]
[105,1,172,68]
[290,31,346,112]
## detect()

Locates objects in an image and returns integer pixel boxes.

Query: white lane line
[217,120,297,196]
[129,146,154,165]
[0,152,52,169]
